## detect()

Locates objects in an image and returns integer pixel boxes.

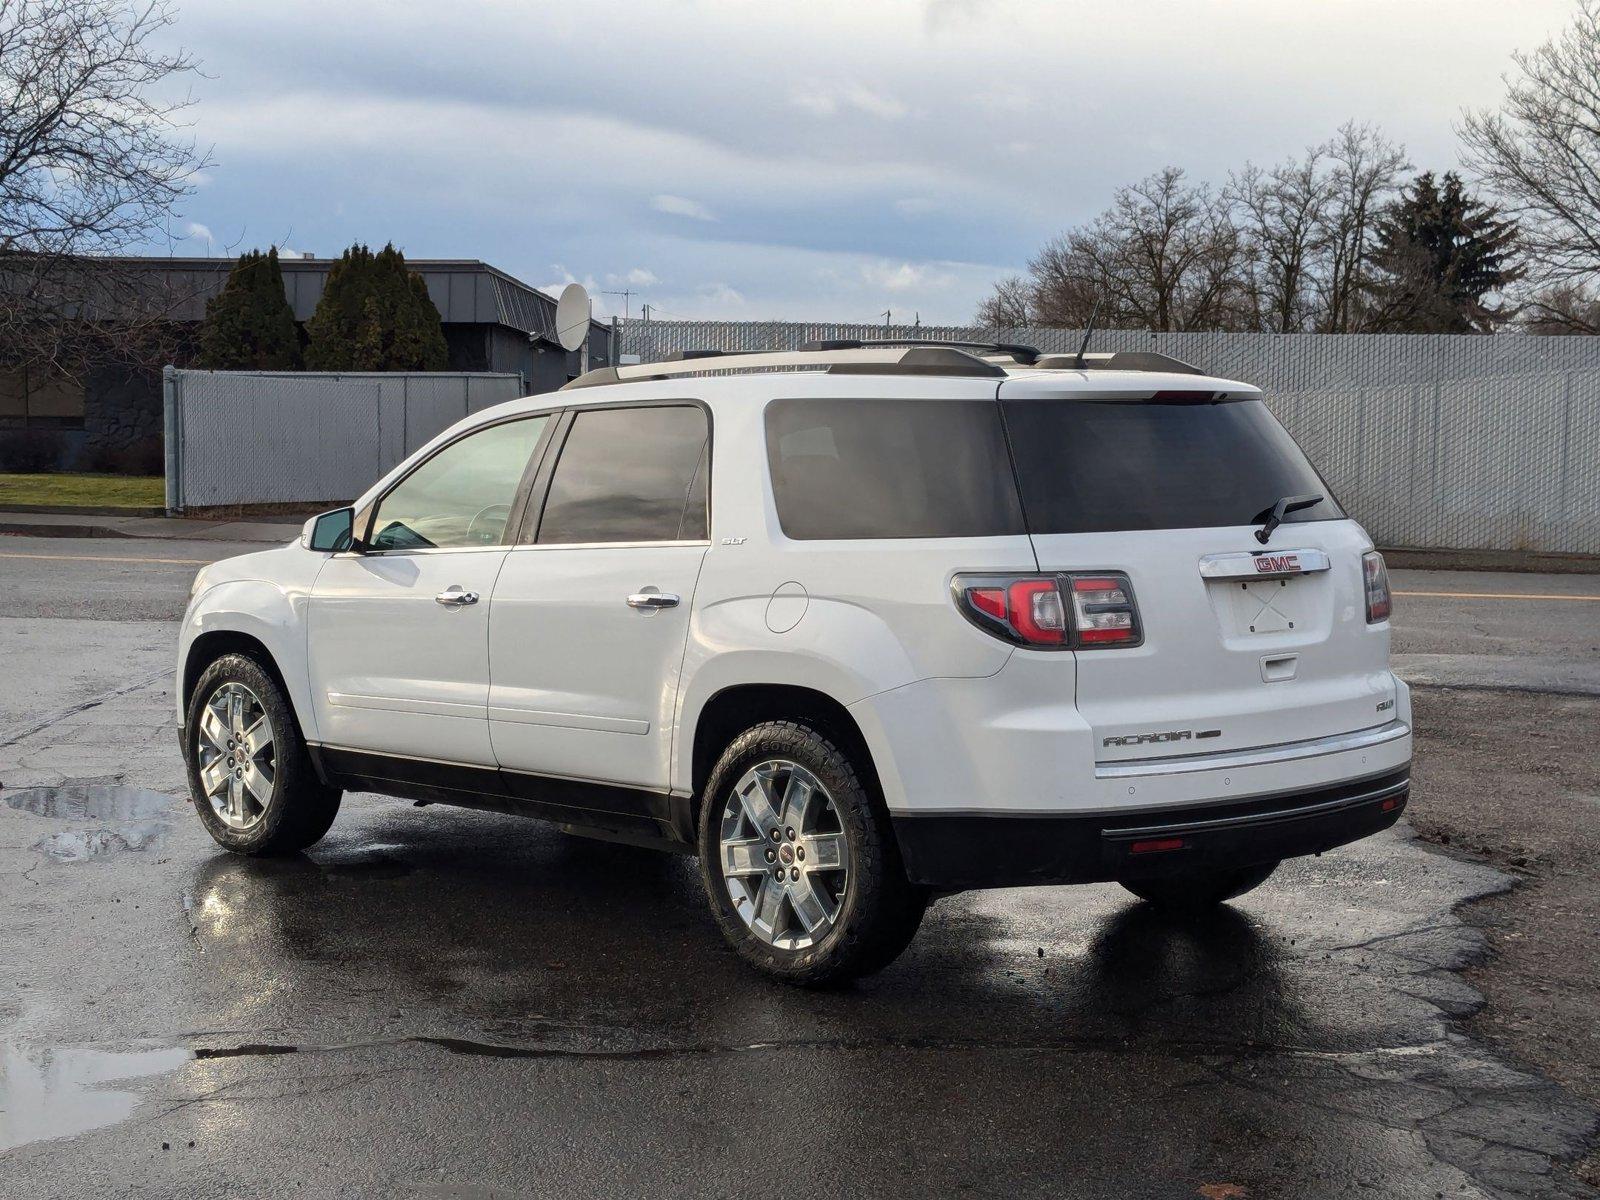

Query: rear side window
[1001,397,1342,534]
[537,404,709,544]
[765,398,1025,540]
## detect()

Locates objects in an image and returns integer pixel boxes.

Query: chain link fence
[164,369,525,510]
[618,321,1600,557]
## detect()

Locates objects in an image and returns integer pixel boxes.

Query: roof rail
[560,345,1006,390]
[803,337,1042,365]
[1030,350,1205,376]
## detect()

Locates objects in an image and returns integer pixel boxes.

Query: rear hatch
[999,376,1397,766]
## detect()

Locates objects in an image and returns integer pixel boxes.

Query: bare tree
[0,0,207,377]
[1030,167,1247,331]
[1226,149,1331,332]
[1315,122,1410,332]
[1460,0,1600,331]
[973,274,1031,330]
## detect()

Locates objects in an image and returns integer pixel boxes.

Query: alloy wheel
[195,681,276,831]
[719,759,850,950]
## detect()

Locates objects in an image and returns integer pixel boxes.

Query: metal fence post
[162,365,181,514]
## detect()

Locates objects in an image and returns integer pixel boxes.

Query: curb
[0,521,135,540]
[0,503,166,517]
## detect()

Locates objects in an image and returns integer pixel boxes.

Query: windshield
[1000,396,1342,535]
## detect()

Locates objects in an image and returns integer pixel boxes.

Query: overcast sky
[152,0,1576,324]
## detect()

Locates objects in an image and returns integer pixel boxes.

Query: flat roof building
[1,255,611,471]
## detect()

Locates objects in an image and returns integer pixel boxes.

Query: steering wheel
[466,503,512,545]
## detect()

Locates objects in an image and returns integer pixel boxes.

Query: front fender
[178,579,316,739]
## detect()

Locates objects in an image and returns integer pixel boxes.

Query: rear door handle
[435,587,480,607]
[627,591,680,609]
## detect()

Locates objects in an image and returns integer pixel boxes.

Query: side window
[765,398,1025,540]
[370,416,548,551]
[537,405,710,544]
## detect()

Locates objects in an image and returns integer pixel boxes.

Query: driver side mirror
[304,507,356,553]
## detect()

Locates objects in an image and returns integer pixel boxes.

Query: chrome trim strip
[1198,548,1331,579]
[1107,778,1408,839]
[885,767,1408,819]
[327,692,484,719]
[1095,720,1410,779]
[508,540,710,552]
[487,706,649,736]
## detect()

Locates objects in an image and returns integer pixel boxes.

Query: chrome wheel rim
[719,759,850,951]
[195,682,276,831]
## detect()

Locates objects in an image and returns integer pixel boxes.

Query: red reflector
[1381,797,1401,812]
[1129,837,1185,855]
[967,587,1007,621]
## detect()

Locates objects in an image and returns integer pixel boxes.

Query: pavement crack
[0,670,168,749]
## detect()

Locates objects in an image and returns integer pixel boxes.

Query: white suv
[177,341,1411,985]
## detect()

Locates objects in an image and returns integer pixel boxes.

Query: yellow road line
[0,550,209,566]
[1395,589,1600,602]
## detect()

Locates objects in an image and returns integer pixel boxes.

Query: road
[1,534,1597,1198]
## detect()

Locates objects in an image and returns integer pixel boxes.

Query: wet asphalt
[1,536,1597,1198]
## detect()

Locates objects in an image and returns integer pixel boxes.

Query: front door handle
[435,587,480,607]
[627,591,680,610]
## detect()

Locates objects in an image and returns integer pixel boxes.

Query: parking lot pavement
[1390,568,1600,695]
[1,539,1598,1197]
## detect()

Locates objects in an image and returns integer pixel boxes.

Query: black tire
[696,720,926,986]
[1121,860,1279,911]
[184,653,341,855]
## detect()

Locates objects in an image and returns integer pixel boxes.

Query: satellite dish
[554,283,591,353]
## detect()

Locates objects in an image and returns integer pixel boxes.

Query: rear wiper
[1254,494,1323,544]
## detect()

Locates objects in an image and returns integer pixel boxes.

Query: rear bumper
[892,768,1409,889]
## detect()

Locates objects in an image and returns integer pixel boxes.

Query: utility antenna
[599,289,633,320]
[882,309,892,332]
[1074,300,1103,370]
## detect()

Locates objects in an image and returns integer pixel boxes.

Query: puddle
[0,1042,193,1152]
[33,826,167,862]
[6,785,174,862]
[6,784,173,822]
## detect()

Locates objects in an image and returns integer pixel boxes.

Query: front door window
[370,416,549,551]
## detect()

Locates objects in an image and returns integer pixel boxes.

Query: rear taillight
[953,572,1141,649]
[1362,551,1391,623]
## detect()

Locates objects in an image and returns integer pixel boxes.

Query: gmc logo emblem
[1254,554,1301,574]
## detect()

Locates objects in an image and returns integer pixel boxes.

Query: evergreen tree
[304,242,447,370]
[197,248,302,369]
[1369,173,1519,332]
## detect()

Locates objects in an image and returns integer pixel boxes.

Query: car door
[307,413,553,767]
[488,402,710,809]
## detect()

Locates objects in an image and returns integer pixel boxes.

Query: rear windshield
[1001,397,1342,534]
[765,398,1025,540]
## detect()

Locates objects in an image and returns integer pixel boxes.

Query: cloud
[698,282,745,307]
[184,222,214,245]
[609,267,659,287]
[790,82,909,120]
[651,194,716,221]
[860,260,952,293]
[894,197,939,217]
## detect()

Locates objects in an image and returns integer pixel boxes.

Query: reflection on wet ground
[3,796,1595,1195]
[0,1043,193,1152]
[6,785,173,822]
[6,784,175,862]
